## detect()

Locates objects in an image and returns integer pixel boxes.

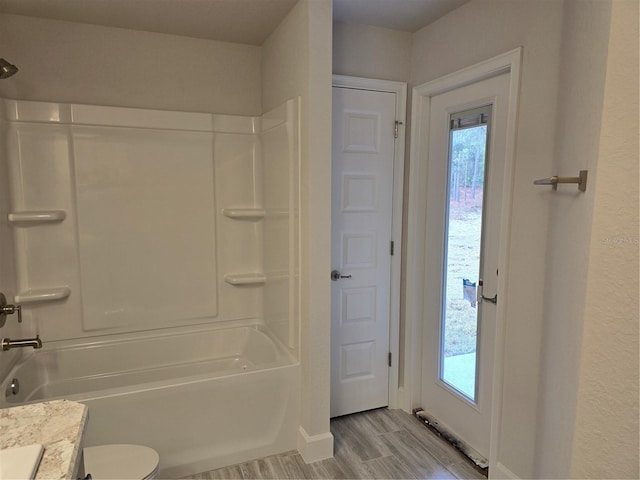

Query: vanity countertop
[0,400,88,479]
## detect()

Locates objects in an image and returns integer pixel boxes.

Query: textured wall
[0,13,262,115]
[534,0,612,476]
[570,0,639,476]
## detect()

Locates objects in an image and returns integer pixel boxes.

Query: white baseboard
[395,387,410,412]
[297,426,334,463]
[490,462,520,479]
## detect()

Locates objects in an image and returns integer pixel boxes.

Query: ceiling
[333,0,469,32]
[0,0,469,46]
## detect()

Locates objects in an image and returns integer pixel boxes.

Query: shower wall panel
[1,99,291,342]
[73,126,218,331]
[6,122,82,340]
[0,116,21,378]
[216,132,264,302]
[262,100,300,352]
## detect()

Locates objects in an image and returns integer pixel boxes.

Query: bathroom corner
[262,0,335,463]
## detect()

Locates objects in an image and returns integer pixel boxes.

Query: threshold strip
[413,408,489,474]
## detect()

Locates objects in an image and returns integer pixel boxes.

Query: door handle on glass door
[478,279,497,304]
[331,270,352,281]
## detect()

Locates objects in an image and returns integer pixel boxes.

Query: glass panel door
[440,106,491,402]
[420,72,511,459]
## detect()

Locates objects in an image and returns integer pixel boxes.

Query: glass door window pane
[440,122,488,402]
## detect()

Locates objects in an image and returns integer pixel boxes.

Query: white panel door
[331,87,396,417]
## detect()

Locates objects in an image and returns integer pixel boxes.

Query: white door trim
[404,48,522,474]
[332,74,407,410]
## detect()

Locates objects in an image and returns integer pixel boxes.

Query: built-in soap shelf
[15,286,71,304]
[8,210,66,224]
[224,273,266,286]
[222,208,265,220]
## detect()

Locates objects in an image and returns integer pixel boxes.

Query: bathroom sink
[0,444,44,480]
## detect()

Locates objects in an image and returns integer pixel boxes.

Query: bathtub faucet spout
[1,335,42,351]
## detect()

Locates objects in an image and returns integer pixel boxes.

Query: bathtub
[0,324,300,478]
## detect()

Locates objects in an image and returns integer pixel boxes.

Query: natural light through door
[440,106,491,402]
[415,56,520,463]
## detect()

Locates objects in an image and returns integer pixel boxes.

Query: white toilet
[83,444,160,480]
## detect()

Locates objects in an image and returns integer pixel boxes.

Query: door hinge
[390,240,394,256]
[394,120,404,139]
[388,352,392,367]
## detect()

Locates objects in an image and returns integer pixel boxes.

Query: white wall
[0,13,262,115]
[263,0,334,462]
[569,1,639,477]
[410,1,564,476]
[534,0,612,476]
[332,22,412,82]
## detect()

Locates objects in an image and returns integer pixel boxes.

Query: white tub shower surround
[0,98,301,477]
[0,325,298,478]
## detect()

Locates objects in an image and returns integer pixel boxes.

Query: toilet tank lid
[84,444,159,479]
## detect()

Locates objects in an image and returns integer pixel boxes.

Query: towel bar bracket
[534,170,588,192]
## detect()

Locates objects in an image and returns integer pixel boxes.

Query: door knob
[331,270,352,281]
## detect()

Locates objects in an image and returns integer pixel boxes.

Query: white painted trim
[490,462,521,480]
[333,75,407,96]
[488,48,522,479]
[0,98,258,133]
[402,82,432,414]
[297,426,334,463]
[331,75,407,411]
[405,48,522,473]
[411,49,520,98]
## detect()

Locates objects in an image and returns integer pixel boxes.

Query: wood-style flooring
[183,408,487,479]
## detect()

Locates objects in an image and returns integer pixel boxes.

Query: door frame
[404,49,522,474]
[331,74,407,410]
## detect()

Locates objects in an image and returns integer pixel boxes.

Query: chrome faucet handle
[0,293,22,328]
